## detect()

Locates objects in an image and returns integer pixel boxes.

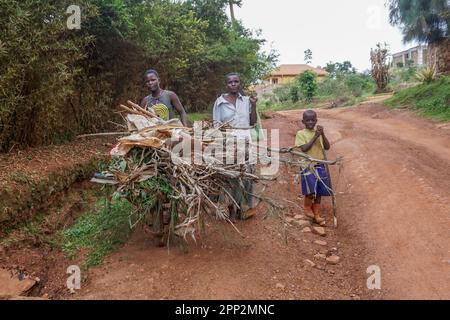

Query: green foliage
[416,66,438,84]
[9,172,33,185]
[391,65,418,83]
[271,84,293,103]
[289,85,300,103]
[405,59,416,67]
[318,73,375,98]
[344,74,369,97]
[267,64,375,108]
[324,61,356,78]
[124,175,177,229]
[257,99,317,114]
[187,112,211,126]
[60,160,180,267]
[388,0,450,44]
[0,0,277,151]
[61,197,133,267]
[0,0,96,150]
[109,150,179,241]
[297,70,318,102]
[176,0,277,110]
[386,76,450,120]
[317,77,350,98]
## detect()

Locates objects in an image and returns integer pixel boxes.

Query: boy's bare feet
[304,197,315,218]
[314,217,326,226]
[305,211,315,219]
[241,208,257,220]
[312,204,326,226]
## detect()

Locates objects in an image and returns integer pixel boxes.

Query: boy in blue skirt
[295,110,332,226]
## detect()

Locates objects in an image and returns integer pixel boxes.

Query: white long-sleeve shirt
[212,93,252,140]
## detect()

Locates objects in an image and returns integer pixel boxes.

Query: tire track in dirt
[278,103,450,299]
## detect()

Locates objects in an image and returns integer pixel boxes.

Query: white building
[391,44,429,68]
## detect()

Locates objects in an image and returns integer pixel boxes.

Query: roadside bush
[416,66,438,84]
[290,85,300,102]
[398,66,418,82]
[266,71,376,108]
[0,0,96,149]
[346,73,376,97]
[386,76,450,120]
[0,0,276,151]
[317,77,351,98]
[345,74,365,97]
[298,70,318,102]
[317,73,374,99]
[272,84,292,103]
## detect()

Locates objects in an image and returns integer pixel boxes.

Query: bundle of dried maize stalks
[92,101,269,242]
[91,101,342,243]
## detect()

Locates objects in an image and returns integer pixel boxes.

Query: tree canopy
[324,61,357,78]
[388,0,450,44]
[0,0,277,151]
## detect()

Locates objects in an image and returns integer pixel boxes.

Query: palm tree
[388,0,449,44]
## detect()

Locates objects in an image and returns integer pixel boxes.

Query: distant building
[254,64,328,97]
[266,64,328,85]
[391,44,429,68]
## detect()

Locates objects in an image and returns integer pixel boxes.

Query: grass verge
[385,76,450,121]
[187,112,211,126]
[61,196,133,268]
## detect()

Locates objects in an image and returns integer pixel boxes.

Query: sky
[234,0,417,72]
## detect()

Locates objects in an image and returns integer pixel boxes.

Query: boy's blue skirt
[301,164,332,197]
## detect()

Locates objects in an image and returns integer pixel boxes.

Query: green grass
[258,94,369,114]
[258,96,330,113]
[385,76,450,121]
[61,197,133,267]
[258,101,302,113]
[187,112,211,125]
[186,92,371,121]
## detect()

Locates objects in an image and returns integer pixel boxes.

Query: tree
[298,70,318,102]
[388,0,450,72]
[344,74,366,97]
[304,49,313,64]
[0,0,277,150]
[290,85,299,102]
[0,0,97,150]
[325,61,357,78]
[370,43,390,93]
[182,0,277,109]
[388,0,450,44]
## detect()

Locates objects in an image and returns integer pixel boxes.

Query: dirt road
[68,101,449,300]
[312,103,450,299]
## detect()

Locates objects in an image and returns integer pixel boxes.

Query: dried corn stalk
[92,101,341,244]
